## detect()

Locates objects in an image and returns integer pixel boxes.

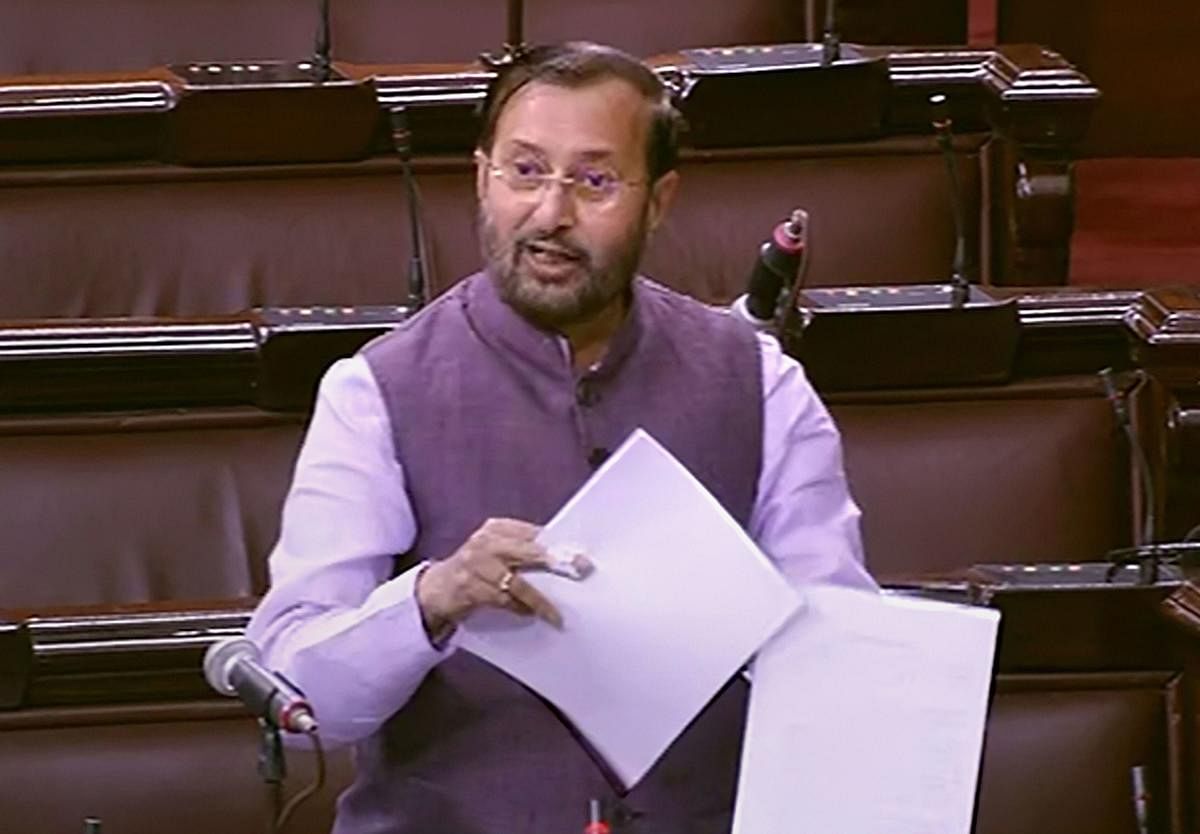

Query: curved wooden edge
[0,698,250,730]
[0,43,1097,140]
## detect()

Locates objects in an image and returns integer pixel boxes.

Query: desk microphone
[731,208,808,331]
[204,637,318,734]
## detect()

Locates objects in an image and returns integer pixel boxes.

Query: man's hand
[416,518,563,641]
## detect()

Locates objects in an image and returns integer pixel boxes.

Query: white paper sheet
[733,585,1000,834]
[457,428,802,789]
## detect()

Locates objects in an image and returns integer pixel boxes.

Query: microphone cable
[273,730,327,833]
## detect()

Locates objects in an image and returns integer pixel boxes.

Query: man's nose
[529,179,577,230]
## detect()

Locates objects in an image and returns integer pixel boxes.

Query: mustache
[514,232,590,263]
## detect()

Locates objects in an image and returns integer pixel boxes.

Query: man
[248,41,873,834]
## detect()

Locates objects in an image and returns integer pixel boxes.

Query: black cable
[275,731,327,833]
[269,780,284,834]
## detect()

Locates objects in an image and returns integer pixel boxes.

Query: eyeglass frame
[474,150,648,206]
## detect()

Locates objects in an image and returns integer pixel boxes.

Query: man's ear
[474,149,490,201]
[646,170,680,232]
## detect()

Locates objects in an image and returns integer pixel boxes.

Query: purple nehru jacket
[343,272,764,834]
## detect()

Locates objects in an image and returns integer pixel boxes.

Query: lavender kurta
[248,273,873,833]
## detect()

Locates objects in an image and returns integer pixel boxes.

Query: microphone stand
[313,0,332,82]
[930,93,972,307]
[481,0,529,68]
[257,718,287,833]
[506,0,524,54]
[389,107,428,312]
[820,0,841,66]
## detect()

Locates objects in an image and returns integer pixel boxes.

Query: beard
[479,204,649,330]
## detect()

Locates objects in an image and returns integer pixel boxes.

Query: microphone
[204,637,318,734]
[583,798,611,834]
[731,208,808,331]
[929,92,972,307]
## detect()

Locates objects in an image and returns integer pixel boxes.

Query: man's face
[477,78,678,329]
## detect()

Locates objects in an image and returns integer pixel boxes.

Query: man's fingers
[431,519,561,627]
[494,585,535,617]
[504,573,564,629]
[453,563,562,628]
[479,518,541,542]
[489,539,552,570]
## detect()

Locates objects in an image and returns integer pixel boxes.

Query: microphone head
[203,636,260,696]
[776,208,808,253]
[929,92,952,132]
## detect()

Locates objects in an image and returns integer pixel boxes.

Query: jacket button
[576,379,600,407]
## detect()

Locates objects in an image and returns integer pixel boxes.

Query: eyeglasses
[477,151,645,206]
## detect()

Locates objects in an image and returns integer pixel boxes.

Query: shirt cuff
[362,560,457,660]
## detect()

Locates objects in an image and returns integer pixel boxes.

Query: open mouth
[519,240,587,282]
[522,240,584,263]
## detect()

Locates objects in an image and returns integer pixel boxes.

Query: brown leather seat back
[0,411,303,610]
[979,678,1172,834]
[0,137,981,318]
[0,373,1135,610]
[829,376,1135,579]
[0,0,808,75]
[0,704,352,834]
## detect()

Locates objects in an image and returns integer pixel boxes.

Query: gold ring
[498,569,516,595]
